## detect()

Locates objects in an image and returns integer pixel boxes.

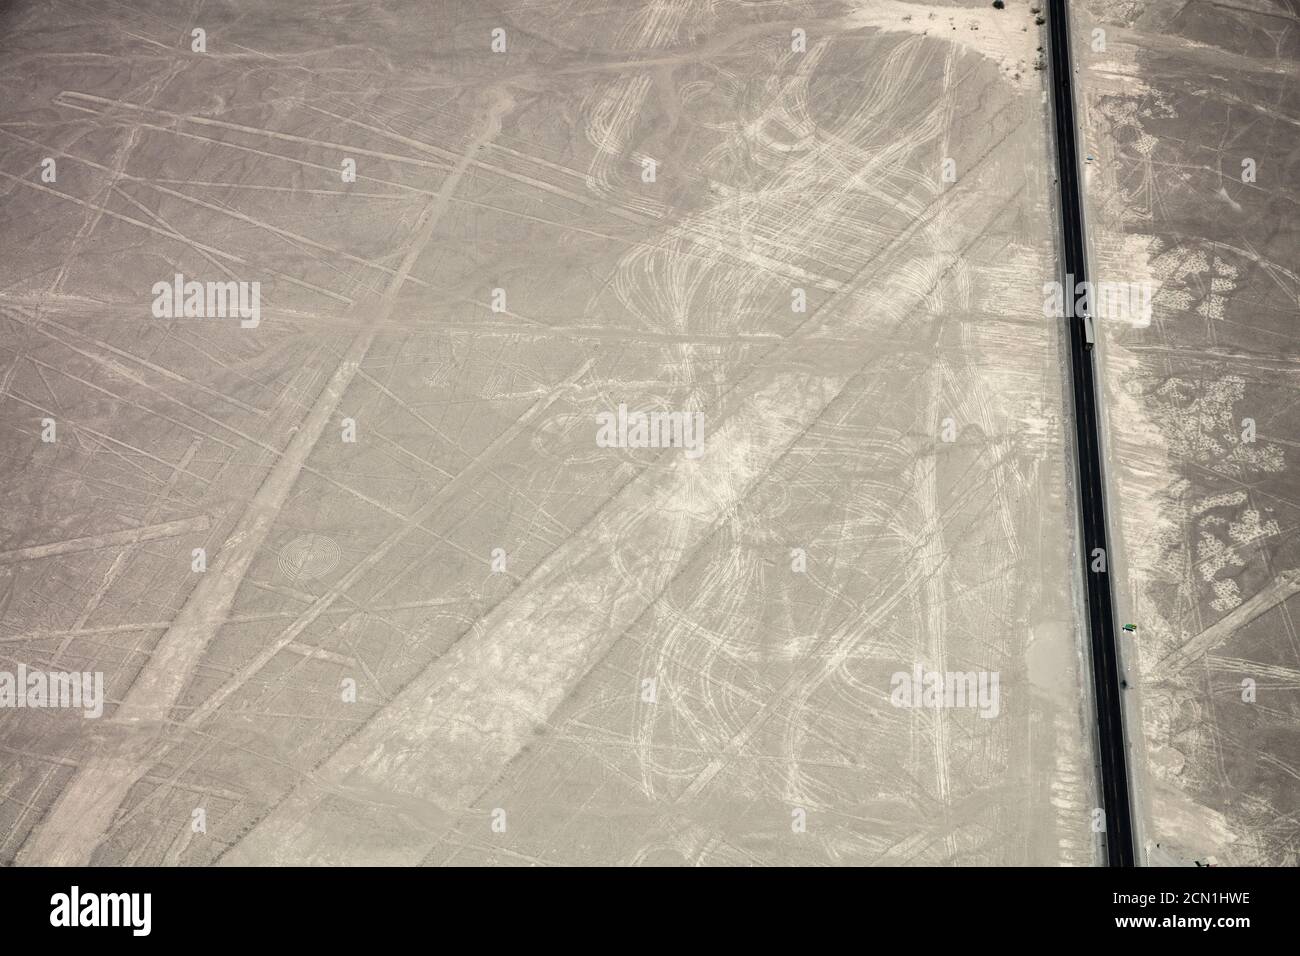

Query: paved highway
[1047,0,1137,867]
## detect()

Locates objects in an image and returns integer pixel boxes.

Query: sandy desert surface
[1077,0,1299,865]
[0,0,1291,867]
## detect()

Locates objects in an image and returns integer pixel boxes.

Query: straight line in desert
[1154,570,1300,676]
[0,515,210,567]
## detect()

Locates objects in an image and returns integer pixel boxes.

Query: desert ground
[0,0,1132,866]
[1077,0,1300,865]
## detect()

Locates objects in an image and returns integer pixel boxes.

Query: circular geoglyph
[278,533,341,582]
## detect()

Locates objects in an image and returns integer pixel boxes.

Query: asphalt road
[1048,0,1136,868]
